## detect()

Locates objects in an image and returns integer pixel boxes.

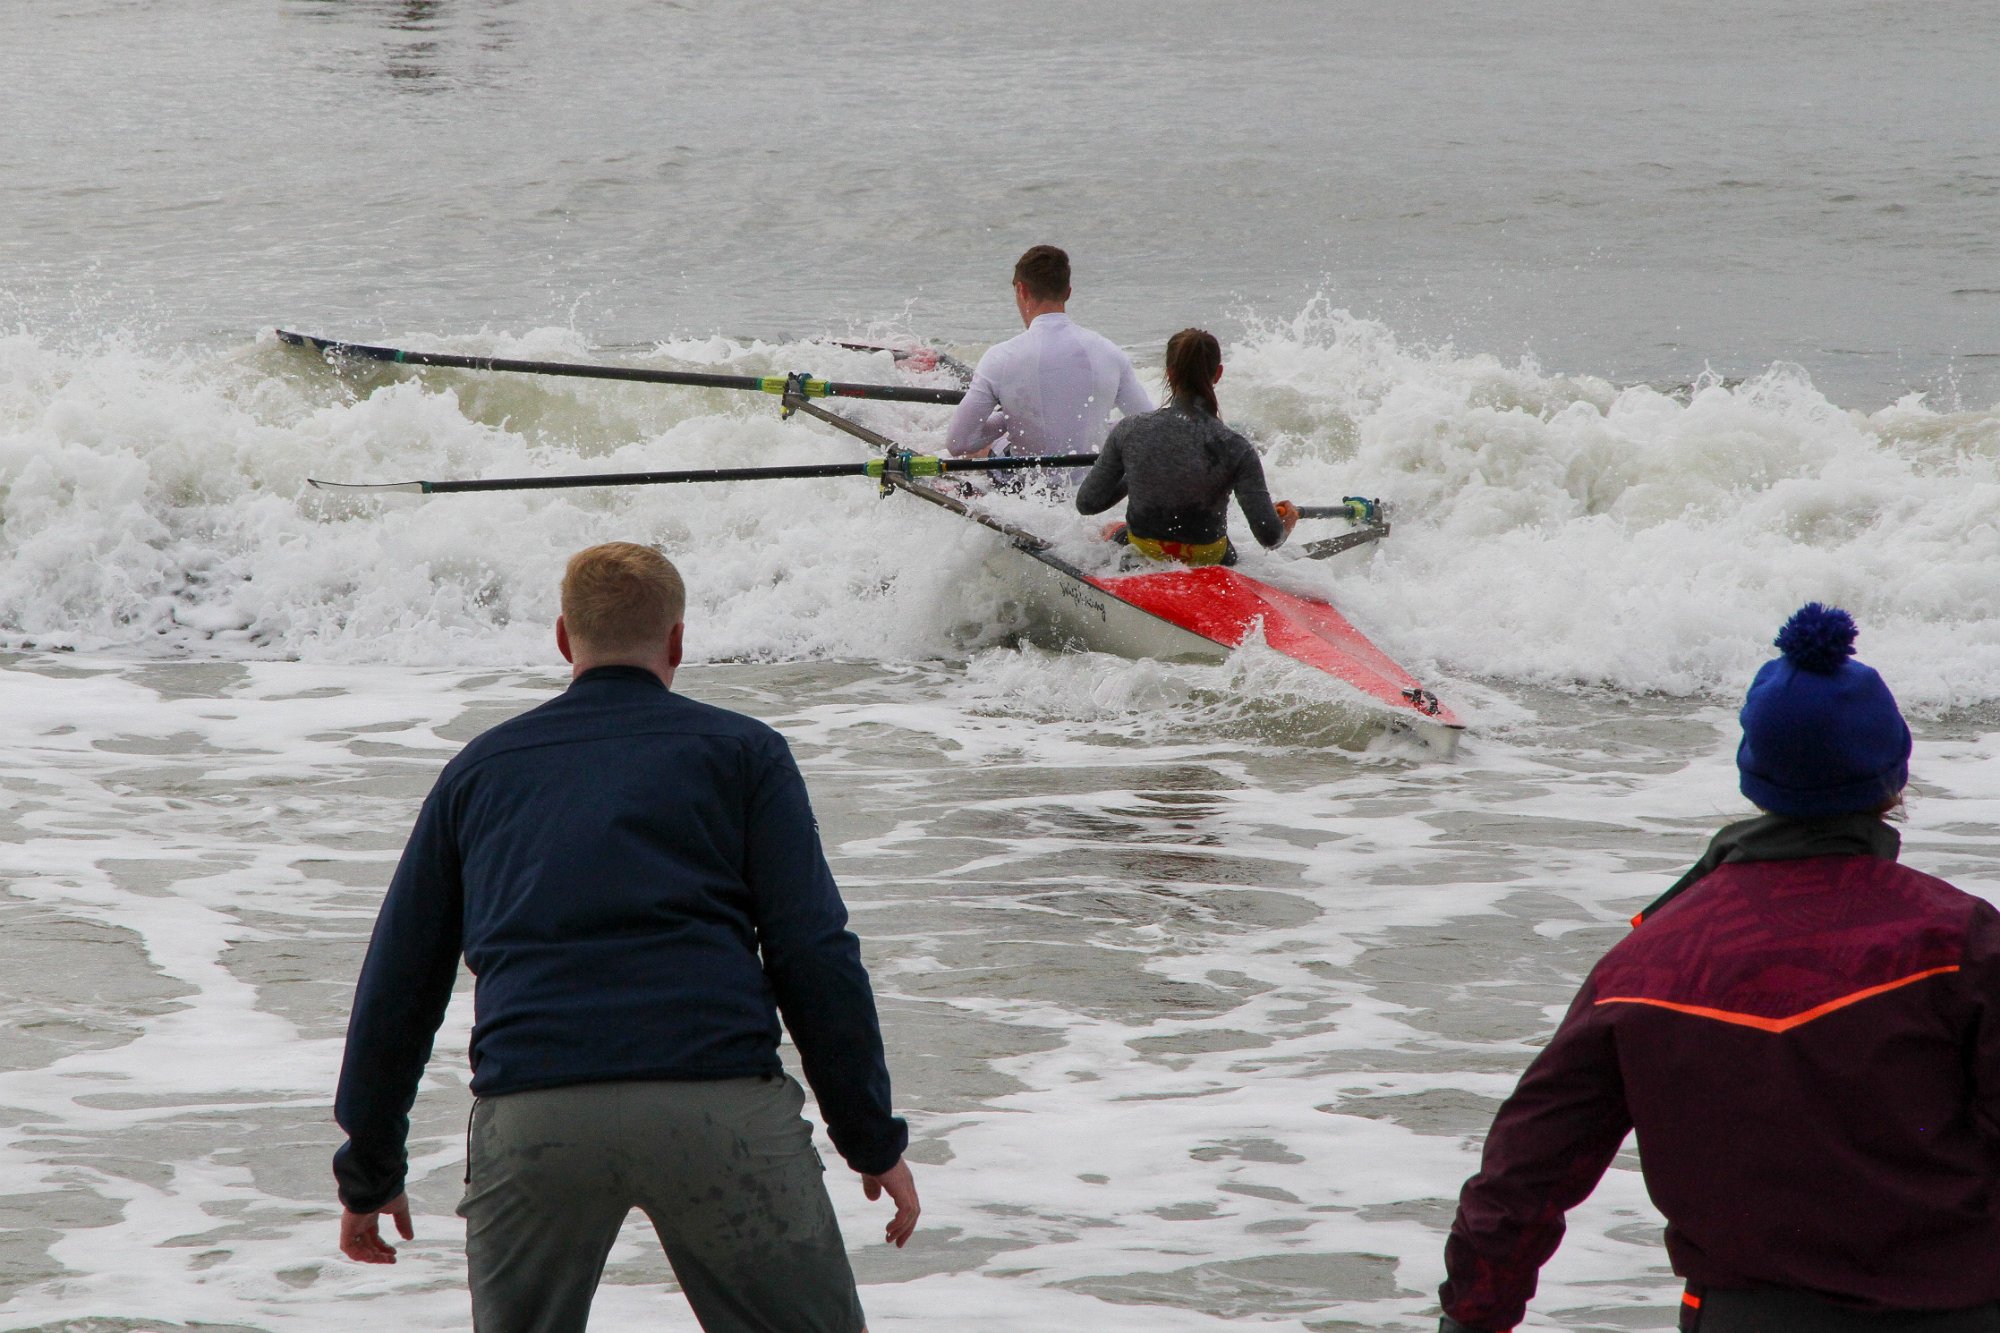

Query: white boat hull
[994,542,1463,756]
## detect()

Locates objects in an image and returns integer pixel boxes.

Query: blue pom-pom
[1775,602,1858,674]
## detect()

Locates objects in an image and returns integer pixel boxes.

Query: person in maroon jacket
[1438,603,2000,1333]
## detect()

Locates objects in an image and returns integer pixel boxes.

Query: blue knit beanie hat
[1737,604,1910,818]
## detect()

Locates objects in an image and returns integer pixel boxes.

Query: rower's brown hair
[1013,245,1071,302]
[1165,328,1222,417]
[561,543,686,656]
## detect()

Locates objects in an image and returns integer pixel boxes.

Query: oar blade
[307,478,427,494]
[278,330,398,363]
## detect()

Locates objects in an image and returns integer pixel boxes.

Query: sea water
[3,3,1999,1331]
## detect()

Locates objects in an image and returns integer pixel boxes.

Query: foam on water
[4,310,1998,707]
[6,654,1992,1330]
[1224,302,2000,704]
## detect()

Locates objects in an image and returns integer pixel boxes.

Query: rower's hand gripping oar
[277,330,967,407]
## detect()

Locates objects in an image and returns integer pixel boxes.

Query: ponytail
[1164,328,1221,417]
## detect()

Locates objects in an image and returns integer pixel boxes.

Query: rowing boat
[1006,541,1463,753]
[871,468,1464,754]
[287,329,1464,751]
[738,371,1464,751]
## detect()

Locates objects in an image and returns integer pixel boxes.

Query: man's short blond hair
[561,543,686,657]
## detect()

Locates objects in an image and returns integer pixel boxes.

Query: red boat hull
[1082,564,1463,740]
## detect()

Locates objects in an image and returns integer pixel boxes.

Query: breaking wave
[2,306,1995,707]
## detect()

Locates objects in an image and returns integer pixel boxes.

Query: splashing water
[3,309,1997,710]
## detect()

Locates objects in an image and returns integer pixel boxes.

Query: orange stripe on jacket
[1594,965,1959,1033]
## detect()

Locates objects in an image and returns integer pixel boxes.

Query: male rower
[944,245,1153,470]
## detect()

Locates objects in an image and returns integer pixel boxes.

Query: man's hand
[1275,499,1300,538]
[861,1159,920,1248]
[339,1193,413,1263]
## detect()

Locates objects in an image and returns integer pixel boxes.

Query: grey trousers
[458,1075,865,1333]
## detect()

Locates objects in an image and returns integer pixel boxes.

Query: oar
[276,330,967,406]
[307,450,1098,496]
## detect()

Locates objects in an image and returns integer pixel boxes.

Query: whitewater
[6,1,2000,1329]
[4,314,1998,699]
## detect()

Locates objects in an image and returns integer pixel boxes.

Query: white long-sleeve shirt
[944,313,1153,458]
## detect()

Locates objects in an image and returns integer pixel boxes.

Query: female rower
[1074,328,1297,566]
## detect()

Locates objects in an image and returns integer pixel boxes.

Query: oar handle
[276,330,967,405]
[1293,497,1389,522]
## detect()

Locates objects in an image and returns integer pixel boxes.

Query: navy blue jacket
[333,666,907,1213]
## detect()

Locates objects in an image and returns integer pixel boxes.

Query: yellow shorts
[1125,533,1230,566]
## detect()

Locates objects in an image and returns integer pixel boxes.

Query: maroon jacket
[1441,815,2000,1331]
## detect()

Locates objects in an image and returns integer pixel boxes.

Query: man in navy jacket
[334,542,916,1333]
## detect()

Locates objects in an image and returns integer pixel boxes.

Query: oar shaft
[920,453,1097,471]
[308,451,1100,495]
[277,330,966,405]
[424,462,868,494]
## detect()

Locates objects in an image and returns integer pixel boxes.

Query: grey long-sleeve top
[1074,395,1287,548]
